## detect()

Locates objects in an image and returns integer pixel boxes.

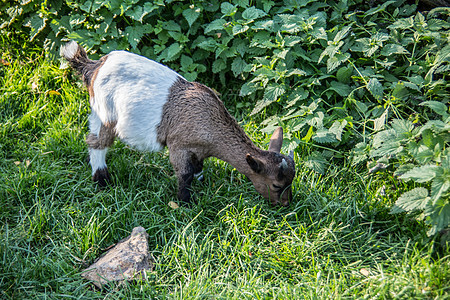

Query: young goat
[61,41,296,206]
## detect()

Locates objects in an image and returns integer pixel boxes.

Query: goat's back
[92,51,180,152]
[157,78,254,160]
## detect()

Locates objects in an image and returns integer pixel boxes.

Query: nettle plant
[2,0,448,234]
[369,102,449,236]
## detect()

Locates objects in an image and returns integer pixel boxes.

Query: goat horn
[280,158,288,170]
[289,150,294,160]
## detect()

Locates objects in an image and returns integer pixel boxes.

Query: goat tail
[60,41,98,87]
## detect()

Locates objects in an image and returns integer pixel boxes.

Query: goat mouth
[280,200,289,207]
[269,198,289,207]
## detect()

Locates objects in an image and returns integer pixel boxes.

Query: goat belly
[90,51,182,152]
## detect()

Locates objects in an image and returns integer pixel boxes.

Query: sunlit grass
[0,38,449,299]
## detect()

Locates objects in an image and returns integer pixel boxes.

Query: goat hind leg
[86,112,116,187]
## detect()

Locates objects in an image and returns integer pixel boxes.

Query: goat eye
[272,184,282,191]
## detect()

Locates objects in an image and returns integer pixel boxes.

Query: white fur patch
[60,41,79,60]
[89,148,107,174]
[91,51,181,152]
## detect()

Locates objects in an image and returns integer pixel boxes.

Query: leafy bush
[1,0,448,235]
[369,101,449,236]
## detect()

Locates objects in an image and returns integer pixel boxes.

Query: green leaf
[306,111,324,128]
[286,87,308,107]
[240,81,259,97]
[125,26,145,49]
[180,55,194,69]
[197,38,217,52]
[420,101,449,117]
[367,78,383,101]
[391,119,414,136]
[164,43,183,61]
[380,44,409,56]
[143,3,160,18]
[67,30,98,48]
[329,120,347,141]
[183,7,201,27]
[264,83,285,101]
[286,69,307,77]
[183,72,198,82]
[365,0,396,16]
[334,26,352,42]
[303,126,314,142]
[250,84,285,115]
[327,53,350,73]
[313,129,337,144]
[400,165,439,183]
[69,14,87,27]
[242,7,266,20]
[212,58,227,73]
[252,20,275,32]
[372,129,395,148]
[318,41,343,64]
[373,109,388,132]
[430,171,450,205]
[277,14,303,33]
[25,15,47,41]
[403,81,419,91]
[329,81,352,97]
[125,5,144,21]
[394,163,415,177]
[426,202,450,236]
[168,31,188,43]
[162,20,181,32]
[336,66,352,83]
[221,2,237,16]
[284,36,302,47]
[391,187,430,213]
[231,57,249,76]
[370,140,403,158]
[204,19,227,34]
[391,82,408,100]
[304,151,327,174]
[232,24,250,35]
[234,0,249,8]
[80,0,107,13]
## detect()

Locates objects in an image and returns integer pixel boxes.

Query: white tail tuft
[60,41,79,60]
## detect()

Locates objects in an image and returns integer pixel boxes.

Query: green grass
[1,39,449,299]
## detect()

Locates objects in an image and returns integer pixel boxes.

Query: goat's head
[246,127,296,206]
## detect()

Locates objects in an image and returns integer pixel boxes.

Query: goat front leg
[86,112,116,187]
[169,149,198,205]
[192,155,204,182]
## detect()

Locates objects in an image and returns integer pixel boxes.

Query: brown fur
[86,121,117,149]
[157,78,295,205]
[87,56,108,101]
[64,45,108,100]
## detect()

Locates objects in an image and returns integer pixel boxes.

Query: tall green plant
[370,102,449,236]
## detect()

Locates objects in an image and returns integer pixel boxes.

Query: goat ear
[268,126,283,153]
[246,154,263,173]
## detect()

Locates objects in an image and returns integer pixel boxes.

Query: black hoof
[93,168,111,188]
[194,171,204,182]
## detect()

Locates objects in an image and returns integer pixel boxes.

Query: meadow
[1,0,449,298]
[0,34,448,299]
